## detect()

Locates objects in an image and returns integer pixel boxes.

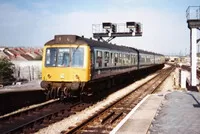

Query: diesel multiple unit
[41,35,165,98]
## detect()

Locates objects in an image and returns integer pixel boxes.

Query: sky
[0,0,200,55]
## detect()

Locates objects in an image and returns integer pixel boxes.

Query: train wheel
[53,88,57,99]
[63,87,68,97]
[46,90,50,100]
[50,88,54,99]
[57,87,61,98]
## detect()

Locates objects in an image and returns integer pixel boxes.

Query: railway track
[62,66,175,134]
[0,98,92,134]
[0,66,172,134]
[0,89,46,116]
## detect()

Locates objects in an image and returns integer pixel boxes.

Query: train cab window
[96,51,102,68]
[45,48,57,67]
[104,51,110,67]
[57,48,70,67]
[114,53,118,66]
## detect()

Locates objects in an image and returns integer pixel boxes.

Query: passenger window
[114,53,118,66]
[122,54,125,65]
[96,51,102,68]
[119,53,122,65]
[131,55,134,65]
[104,51,110,67]
[127,54,130,65]
[110,53,114,65]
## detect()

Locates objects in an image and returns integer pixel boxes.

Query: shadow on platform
[186,80,199,92]
[187,93,200,108]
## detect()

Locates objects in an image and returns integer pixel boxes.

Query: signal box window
[104,51,110,67]
[96,51,102,68]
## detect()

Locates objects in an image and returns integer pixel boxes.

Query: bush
[0,58,16,86]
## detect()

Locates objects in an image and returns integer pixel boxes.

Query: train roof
[45,35,164,56]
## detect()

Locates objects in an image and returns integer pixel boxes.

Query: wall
[12,60,42,81]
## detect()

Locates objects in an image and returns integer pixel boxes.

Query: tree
[0,58,16,86]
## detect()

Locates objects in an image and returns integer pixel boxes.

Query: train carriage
[41,35,165,98]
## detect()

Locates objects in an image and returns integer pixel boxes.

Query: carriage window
[140,55,145,63]
[127,54,130,65]
[71,48,84,67]
[146,56,150,63]
[131,55,134,64]
[96,51,102,68]
[119,53,122,64]
[122,54,126,65]
[114,53,118,66]
[104,51,110,67]
[110,53,114,65]
[45,48,57,67]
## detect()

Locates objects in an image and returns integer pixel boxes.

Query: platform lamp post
[186,6,200,91]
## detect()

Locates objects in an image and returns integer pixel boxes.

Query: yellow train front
[41,35,91,98]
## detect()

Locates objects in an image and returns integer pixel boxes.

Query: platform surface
[111,94,164,134]
[150,91,200,134]
[112,90,200,134]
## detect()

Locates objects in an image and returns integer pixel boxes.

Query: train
[41,35,165,99]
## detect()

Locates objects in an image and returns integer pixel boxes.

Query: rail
[62,66,174,133]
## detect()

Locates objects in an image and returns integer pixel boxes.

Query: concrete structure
[111,94,164,134]
[190,28,197,86]
[186,6,200,89]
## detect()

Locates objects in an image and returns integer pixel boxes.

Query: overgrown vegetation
[0,58,16,86]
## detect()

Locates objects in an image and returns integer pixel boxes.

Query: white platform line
[110,94,150,134]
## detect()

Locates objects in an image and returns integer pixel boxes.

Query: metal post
[190,28,197,87]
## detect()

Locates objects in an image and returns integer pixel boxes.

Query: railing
[186,6,200,20]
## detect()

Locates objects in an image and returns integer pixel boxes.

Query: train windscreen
[45,47,84,67]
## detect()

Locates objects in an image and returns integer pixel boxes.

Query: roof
[45,35,163,56]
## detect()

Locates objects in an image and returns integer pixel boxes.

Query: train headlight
[60,73,65,79]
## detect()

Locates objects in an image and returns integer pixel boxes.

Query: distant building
[0,47,43,61]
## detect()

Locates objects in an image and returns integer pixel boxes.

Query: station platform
[0,80,43,94]
[111,90,200,134]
